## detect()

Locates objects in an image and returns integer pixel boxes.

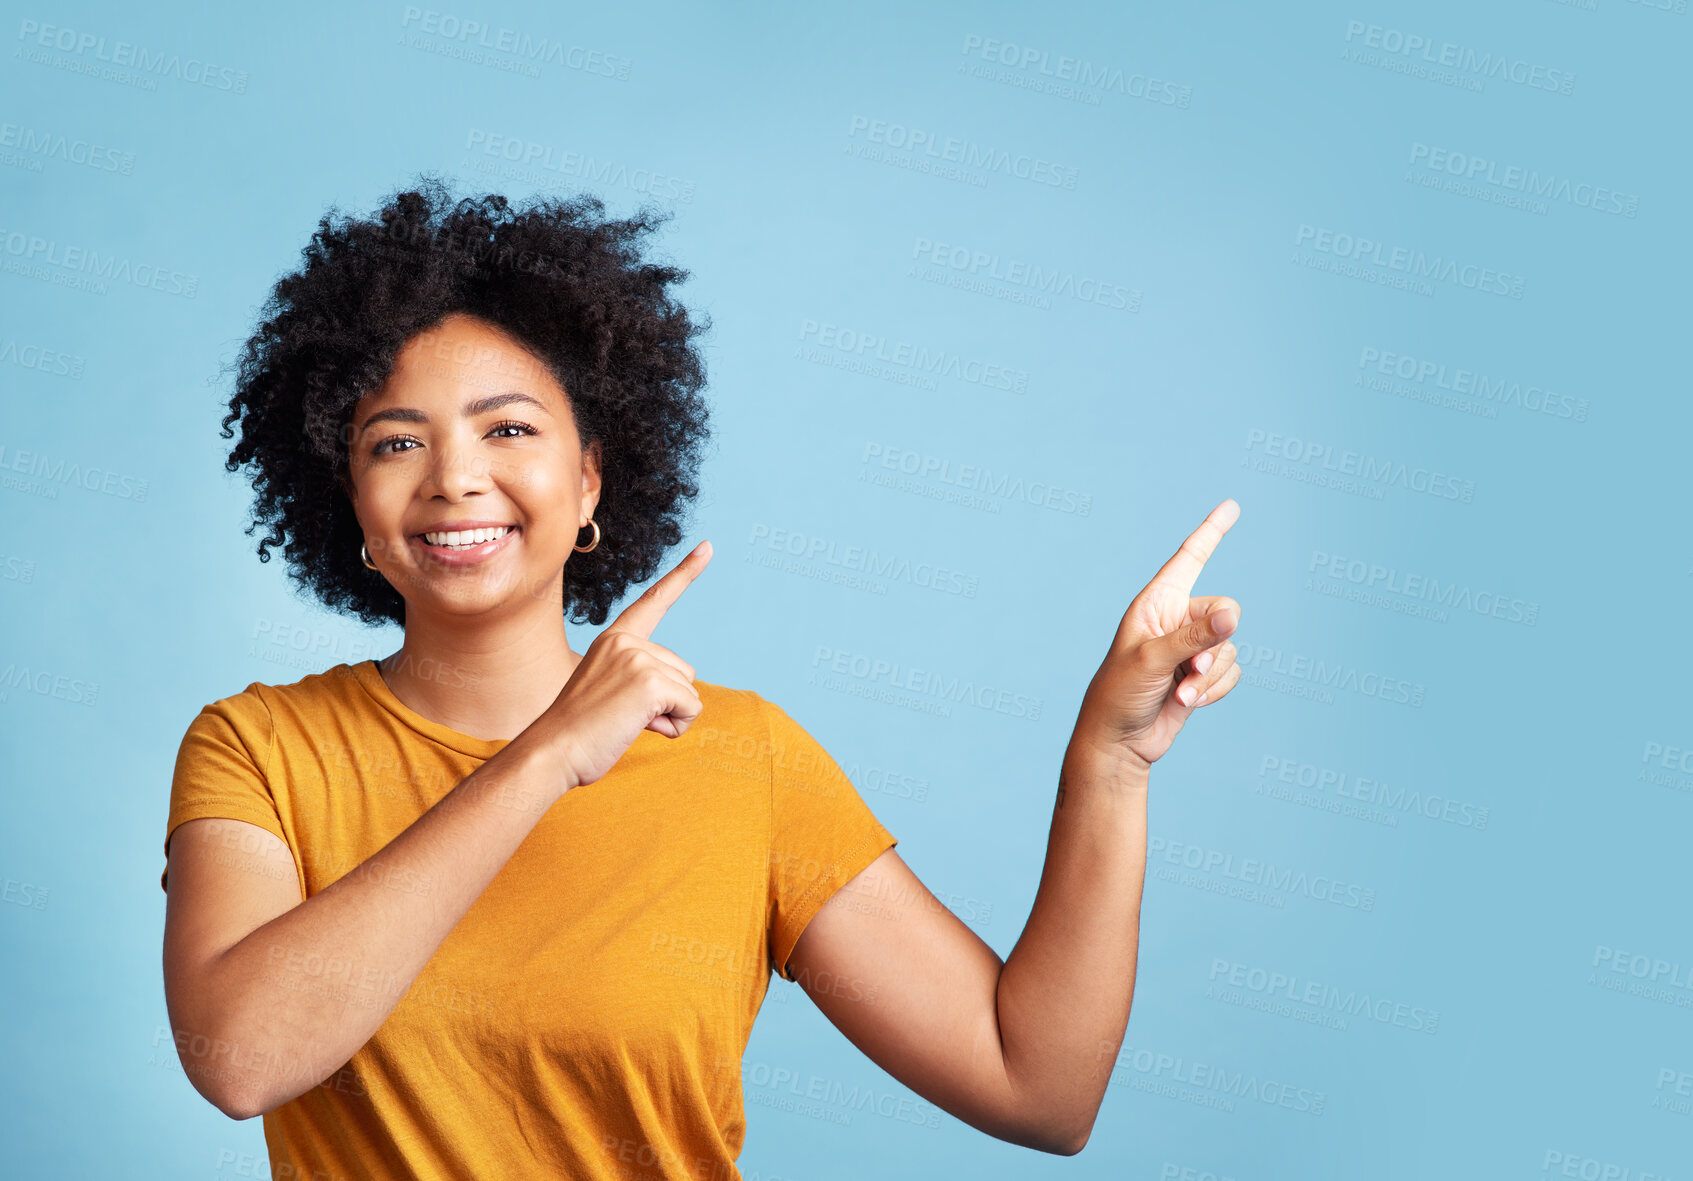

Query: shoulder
[180,662,365,737]
[692,679,826,730]
[693,678,764,707]
[686,679,810,772]
[690,682,845,773]
[690,678,773,732]
[693,682,844,748]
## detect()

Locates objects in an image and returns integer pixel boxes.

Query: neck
[376,608,585,743]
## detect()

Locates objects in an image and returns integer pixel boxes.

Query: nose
[424,430,496,500]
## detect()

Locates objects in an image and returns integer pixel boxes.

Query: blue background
[2,1,1687,1177]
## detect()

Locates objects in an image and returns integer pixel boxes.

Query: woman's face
[342,312,601,619]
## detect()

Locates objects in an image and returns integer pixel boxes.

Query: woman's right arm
[162,541,713,1120]
[162,730,575,1120]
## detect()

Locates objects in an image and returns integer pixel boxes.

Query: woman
[160,177,1243,1179]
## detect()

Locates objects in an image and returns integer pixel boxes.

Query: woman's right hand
[539,539,714,789]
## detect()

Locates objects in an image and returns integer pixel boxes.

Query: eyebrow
[356,391,551,434]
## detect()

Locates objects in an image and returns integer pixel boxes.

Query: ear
[580,439,603,521]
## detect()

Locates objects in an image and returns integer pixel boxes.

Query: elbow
[213,1089,264,1123]
[165,981,285,1120]
[168,1015,273,1121]
[1043,1104,1097,1156]
[1015,1111,1092,1157]
[191,1055,269,1122]
[1002,1072,1099,1155]
[1063,1128,1093,1156]
[1049,1122,1092,1157]
[179,1060,264,1122]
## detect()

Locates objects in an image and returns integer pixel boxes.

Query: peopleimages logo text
[15,19,251,92]
[1408,144,1637,218]
[959,34,1193,107]
[1342,21,1575,94]
[1295,225,1523,299]
[848,116,1079,189]
[1357,347,1588,422]
[911,237,1139,310]
[1207,959,1441,1034]
[1148,837,1376,910]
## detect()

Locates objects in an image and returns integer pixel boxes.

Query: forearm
[994,743,1150,1148]
[201,731,573,1117]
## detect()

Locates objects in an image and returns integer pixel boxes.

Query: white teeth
[422,526,513,548]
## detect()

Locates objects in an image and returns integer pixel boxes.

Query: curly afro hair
[219,173,712,628]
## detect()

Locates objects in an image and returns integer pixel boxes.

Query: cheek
[352,472,408,530]
[508,456,579,518]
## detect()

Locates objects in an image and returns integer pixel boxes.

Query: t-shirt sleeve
[759,694,898,982]
[160,687,293,895]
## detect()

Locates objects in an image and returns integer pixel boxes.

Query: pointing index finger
[1148,499,1239,596]
[607,539,713,641]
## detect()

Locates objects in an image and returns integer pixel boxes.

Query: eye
[371,435,419,456]
[369,421,535,456]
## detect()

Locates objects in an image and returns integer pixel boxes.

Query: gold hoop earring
[361,543,379,571]
[573,518,600,554]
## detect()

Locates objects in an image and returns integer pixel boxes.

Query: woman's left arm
[782,499,1242,1156]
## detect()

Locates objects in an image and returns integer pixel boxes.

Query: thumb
[1142,601,1239,675]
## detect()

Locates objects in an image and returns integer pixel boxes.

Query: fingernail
[1194,651,1214,675]
[1211,607,1236,634]
[1177,684,1196,706]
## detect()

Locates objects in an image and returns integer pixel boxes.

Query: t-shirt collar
[350,659,512,760]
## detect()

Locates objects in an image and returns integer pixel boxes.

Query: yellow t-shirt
[161,659,898,1180]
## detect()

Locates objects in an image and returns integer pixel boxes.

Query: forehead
[364,313,567,410]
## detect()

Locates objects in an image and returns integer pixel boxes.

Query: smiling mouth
[414,525,519,551]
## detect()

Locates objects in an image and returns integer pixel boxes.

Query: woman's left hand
[1069,498,1243,774]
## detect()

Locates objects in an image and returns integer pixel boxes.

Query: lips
[416,525,515,544]
[412,522,518,540]
[408,525,521,568]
